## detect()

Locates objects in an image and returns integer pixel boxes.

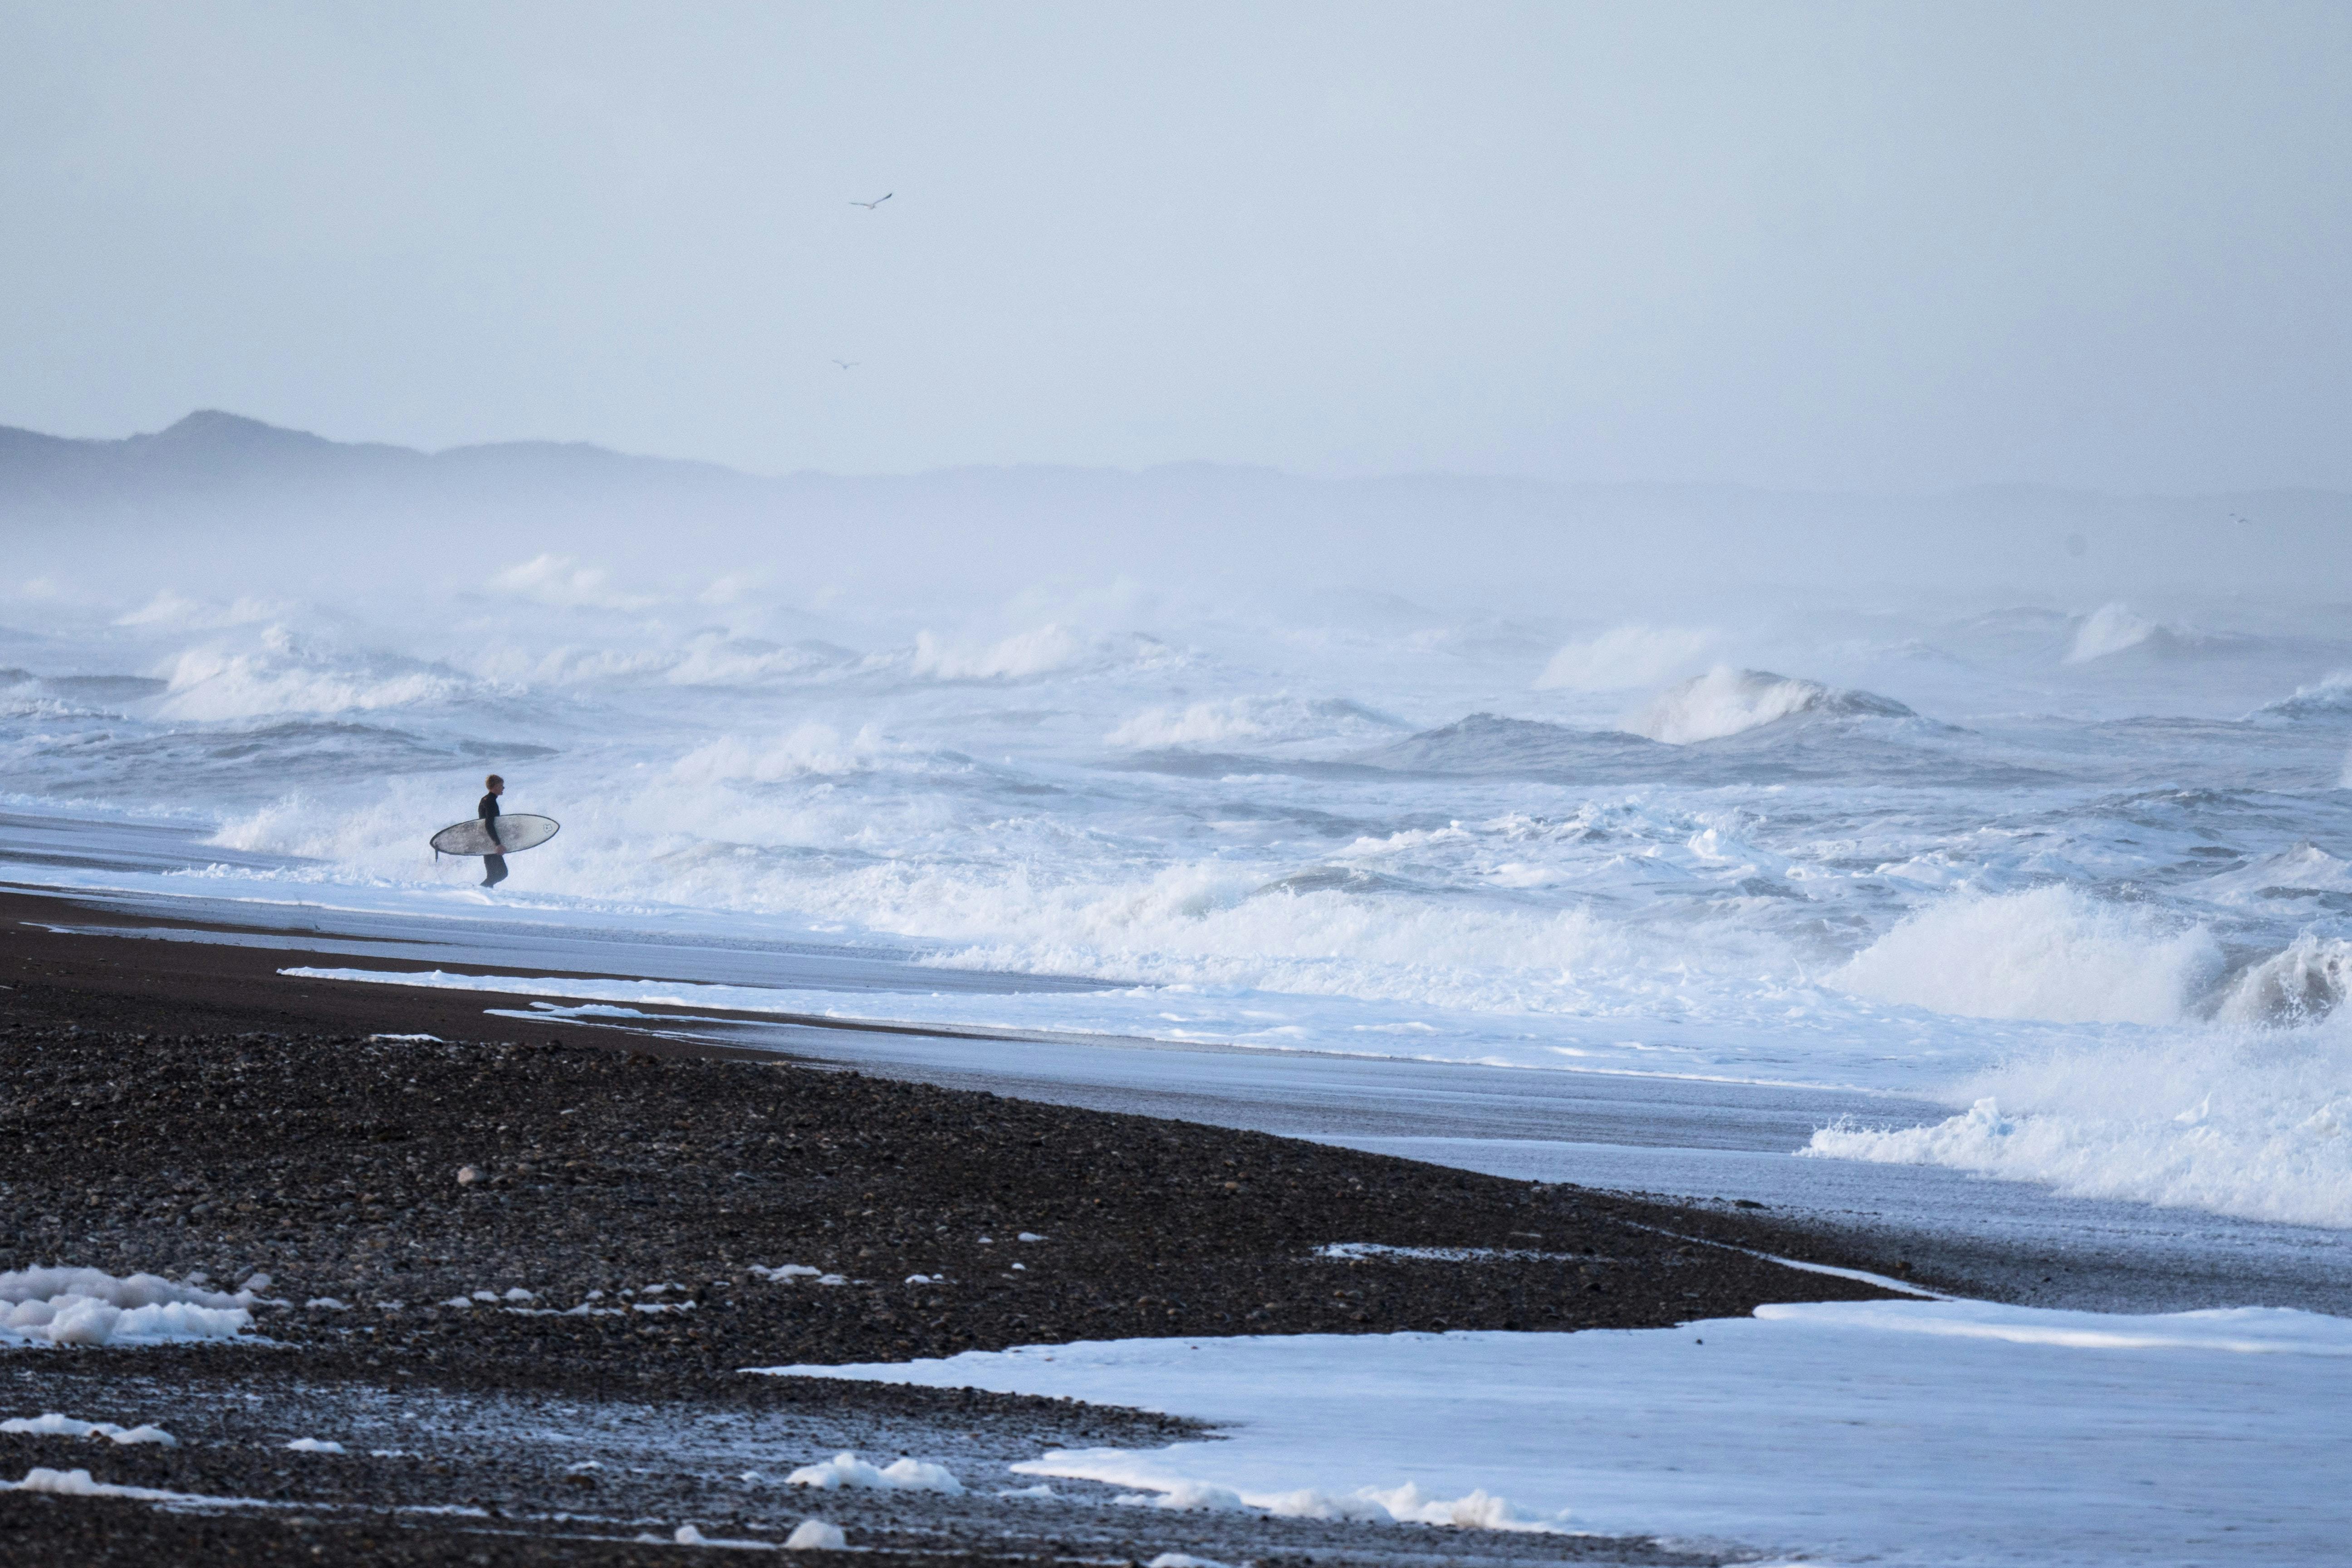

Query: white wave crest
[2194,842,2352,906]
[490,553,651,610]
[661,635,853,686]
[911,624,1085,680]
[1836,887,2224,1025]
[2254,670,2352,723]
[1109,700,1271,748]
[671,726,887,784]
[903,859,1639,1014]
[2215,935,2352,1028]
[908,625,1174,681]
[1806,1024,2352,1229]
[1107,695,1399,749]
[459,633,851,690]
[206,792,343,858]
[2066,602,2157,662]
[1534,625,1715,692]
[154,630,469,719]
[1629,666,1907,745]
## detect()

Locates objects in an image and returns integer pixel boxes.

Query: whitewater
[7,577,2352,1232]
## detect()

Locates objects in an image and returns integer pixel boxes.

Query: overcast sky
[2,2,2347,492]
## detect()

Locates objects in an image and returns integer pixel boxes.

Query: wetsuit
[479,792,508,887]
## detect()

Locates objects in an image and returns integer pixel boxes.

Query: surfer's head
[485,774,504,793]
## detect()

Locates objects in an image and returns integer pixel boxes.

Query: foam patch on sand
[784,1519,847,1549]
[0,1268,259,1347]
[0,1413,177,1445]
[0,1465,492,1521]
[785,1452,963,1494]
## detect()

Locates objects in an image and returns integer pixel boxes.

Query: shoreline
[0,885,799,1056]
[2,904,1910,1563]
[19,878,2344,1320]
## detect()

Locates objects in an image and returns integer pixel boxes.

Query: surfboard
[430,814,560,857]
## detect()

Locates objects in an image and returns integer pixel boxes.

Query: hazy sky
[3,2,2347,491]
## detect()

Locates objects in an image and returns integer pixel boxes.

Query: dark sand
[0,887,776,1053]
[2,895,1910,1563]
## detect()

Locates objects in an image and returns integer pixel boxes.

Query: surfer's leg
[481,854,508,887]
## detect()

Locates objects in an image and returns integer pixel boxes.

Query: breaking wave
[2256,671,2352,722]
[1629,667,1913,745]
[2064,602,2235,665]
[2215,936,2352,1028]
[468,633,855,690]
[1806,1024,2352,1230]
[908,625,1175,681]
[669,725,893,784]
[1835,887,2223,1026]
[2193,842,2352,906]
[489,553,654,610]
[1818,889,2352,1226]
[154,629,478,720]
[2067,602,2160,662]
[1108,696,1402,750]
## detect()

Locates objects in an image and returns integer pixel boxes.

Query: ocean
[7,576,2351,1235]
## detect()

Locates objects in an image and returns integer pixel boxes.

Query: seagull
[850,193,892,210]
[832,359,858,370]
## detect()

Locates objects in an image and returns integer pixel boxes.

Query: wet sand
[1,899,1911,1563]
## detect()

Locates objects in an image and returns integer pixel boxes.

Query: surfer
[478,775,508,887]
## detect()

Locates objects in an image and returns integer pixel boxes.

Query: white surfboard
[430,814,560,857]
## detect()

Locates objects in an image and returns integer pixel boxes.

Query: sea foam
[1807,1021,2352,1229]
[1835,887,2224,1026]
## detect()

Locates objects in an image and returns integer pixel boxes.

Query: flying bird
[832,359,858,370]
[851,193,892,210]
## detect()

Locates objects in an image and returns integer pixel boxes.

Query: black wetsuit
[479,792,508,887]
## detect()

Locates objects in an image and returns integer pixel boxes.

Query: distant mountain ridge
[5,410,2348,608]
[11,407,2349,515]
[0,409,751,512]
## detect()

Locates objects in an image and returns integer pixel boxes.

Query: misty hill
[5,410,2349,612]
[0,409,752,513]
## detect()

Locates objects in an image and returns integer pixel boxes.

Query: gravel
[0,1004,1903,1563]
